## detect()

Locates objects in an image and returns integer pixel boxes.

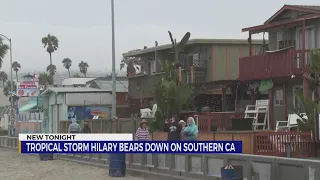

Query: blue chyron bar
[19,141,243,154]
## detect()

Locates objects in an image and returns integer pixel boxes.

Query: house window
[274,89,283,106]
[150,60,156,73]
[136,80,141,90]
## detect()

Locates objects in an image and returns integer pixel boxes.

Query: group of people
[135,116,199,141]
[68,116,199,141]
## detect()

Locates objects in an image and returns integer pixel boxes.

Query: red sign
[16,81,39,97]
[18,82,38,89]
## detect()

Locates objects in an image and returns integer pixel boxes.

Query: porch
[153,131,314,157]
[239,48,311,81]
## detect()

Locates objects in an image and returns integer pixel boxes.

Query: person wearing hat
[179,120,186,140]
[135,119,150,141]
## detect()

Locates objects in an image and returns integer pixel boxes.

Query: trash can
[220,165,243,180]
[109,153,126,177]
[39,154,54,161]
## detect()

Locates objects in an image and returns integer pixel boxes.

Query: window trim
[274,89,284,106]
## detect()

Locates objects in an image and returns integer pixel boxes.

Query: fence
[59,115,140,134]
[0,136,319,180]
[181,112,245,132]
[153,131,314,157]
[15,121,41,136]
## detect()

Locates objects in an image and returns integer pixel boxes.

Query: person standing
[163,116,181,141]
[135,119,150,141]
[82,121,91,133]
[68,118,81,133]
[183,117,198,141]
[179,120,186,140]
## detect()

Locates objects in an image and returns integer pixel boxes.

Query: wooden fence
[15,121,41,136]
[59,118,140,134]
[181,112,245,132]
[152,131,314,157]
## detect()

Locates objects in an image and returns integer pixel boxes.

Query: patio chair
[140,103,157,118]
[244,100,269,130]
[275,113,308,132]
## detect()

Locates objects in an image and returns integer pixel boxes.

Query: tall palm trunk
[84,73,86,77]
[49,53,52,65]
[15,71,18,81]
[68,69,70,77]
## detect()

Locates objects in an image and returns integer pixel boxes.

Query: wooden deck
[153,131,314,157]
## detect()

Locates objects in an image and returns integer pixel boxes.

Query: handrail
[238,48,317,81]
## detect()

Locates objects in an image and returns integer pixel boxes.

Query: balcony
[239,47,311,81]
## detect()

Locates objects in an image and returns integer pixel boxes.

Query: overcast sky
[0,0,318,74]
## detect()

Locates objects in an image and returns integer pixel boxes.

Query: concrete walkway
[0,149,143,180]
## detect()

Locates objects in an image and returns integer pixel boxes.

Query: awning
[259,80,274,92]
[19,101,38,112]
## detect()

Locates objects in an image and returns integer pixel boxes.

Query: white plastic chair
[244,100,269,130]
[150,104,157,117]
[275,113,307,132]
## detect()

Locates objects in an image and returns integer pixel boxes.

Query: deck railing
[153,131,314,157]
[182,112,245,132]
[239,47,313,81]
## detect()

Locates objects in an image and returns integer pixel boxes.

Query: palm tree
[0,37,9,68]
[22,74,34,81]
[41,34,59,65]
[39,72,53,86]
[46,64,57,75]
[62,58,72,77]
[73,73,81,77]
[12,61,21,81]
[3,81,16,97]
[0,71,7,86]
[78,61,89,77]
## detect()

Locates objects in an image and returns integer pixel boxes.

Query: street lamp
[0,34,14,136]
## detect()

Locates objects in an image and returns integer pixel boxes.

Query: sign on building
[16,81,40,97]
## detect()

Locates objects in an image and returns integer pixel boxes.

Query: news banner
[18,134,242,154]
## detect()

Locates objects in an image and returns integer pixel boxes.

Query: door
[293,86,303,113]
[296,27,315,68]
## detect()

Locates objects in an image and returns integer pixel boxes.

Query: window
[150,60,156,73]
[274,89,283,106]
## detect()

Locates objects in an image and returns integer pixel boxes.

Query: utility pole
[111,0,117,132]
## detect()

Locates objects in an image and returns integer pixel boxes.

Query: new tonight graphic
[18,134,242,154]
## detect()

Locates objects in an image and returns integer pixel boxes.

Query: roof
[264,5,320,24]
[40,87,110,96]
[123,39,265,57]
[91,80,128,92]
[19,101,38,112]
[86,76,128,84]
[61,78,96,86]
[243,5,320,33]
